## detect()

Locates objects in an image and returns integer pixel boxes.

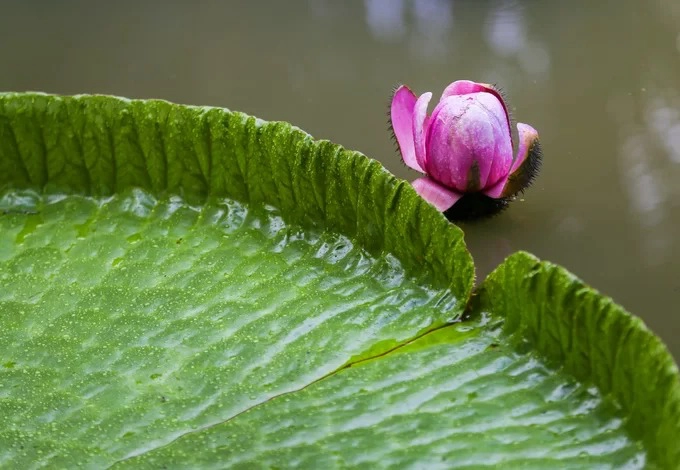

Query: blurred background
[2,0,680,358]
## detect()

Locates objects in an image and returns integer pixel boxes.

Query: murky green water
[2,0,680,358]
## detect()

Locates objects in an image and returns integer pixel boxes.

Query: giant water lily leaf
[0,94,678,468]
[477,252,680,469]
[115,253,680,469]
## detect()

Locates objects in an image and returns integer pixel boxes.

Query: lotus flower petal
[441,80,511,138]
[504,123,542,197]
[390,86,423,173]
[483,123,541,198]
[510,123,540,175]
[481,176,507,199]
[425,92,513,192]
[411,177,463,212]
[412,92,433,173]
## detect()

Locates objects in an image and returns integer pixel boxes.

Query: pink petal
[412,92,433,173]
[441,80,511,140]
[509,123,540,174]
[412,177,463,212]
[390,86,423,173]
[480,92,515,188]
[425,93,513,192]
[441,80,488,98]
[483,122,541,199]
[482,177,506,199]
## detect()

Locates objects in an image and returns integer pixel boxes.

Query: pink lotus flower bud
[390,80,541,220]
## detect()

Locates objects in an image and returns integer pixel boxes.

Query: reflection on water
[2,0,680,358]
[485,2,550,78]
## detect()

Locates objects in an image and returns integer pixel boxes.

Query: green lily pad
[0,93,678,468]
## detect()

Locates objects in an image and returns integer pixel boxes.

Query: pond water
[2,0,680,359]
